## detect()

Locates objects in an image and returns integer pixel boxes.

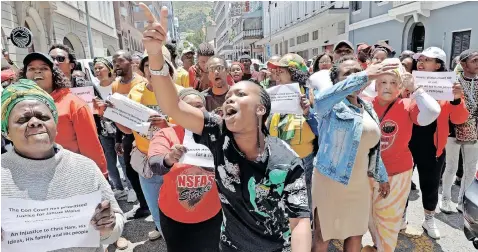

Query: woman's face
[401,57,414,73]
[223,81,265,133]
[372,51,388,64]
[94,62,110,80]
[183,94,206,112]
[230,64,244,82]
[337,60,362,97]
[7,100,57,158]
[25,60,53,93]
[417,56,441,72]
[376,73,401,102]
[132,57,141,73]
[277,67,292,85]
[318,55,333,70]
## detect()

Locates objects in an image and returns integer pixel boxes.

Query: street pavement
[109,170,475,251]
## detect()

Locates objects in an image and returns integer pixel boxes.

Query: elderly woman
[19,52,107,178]
[1,79,124,251]
[148,88,222,252]
[310,56,396,252]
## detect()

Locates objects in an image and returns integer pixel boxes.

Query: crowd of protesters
[1,4,477,252]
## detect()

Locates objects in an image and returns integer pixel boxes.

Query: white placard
[70,86,95,112]
[267,83,303,115]
[179,130,214,168]
[103,93,161,135]
[1,191,101,252]
[412,71,457,101]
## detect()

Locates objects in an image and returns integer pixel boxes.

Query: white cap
[413,47,446,64]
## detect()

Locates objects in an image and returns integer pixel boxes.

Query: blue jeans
[139,174,163,232]
[302,153,315,211]
[100,135,128,190]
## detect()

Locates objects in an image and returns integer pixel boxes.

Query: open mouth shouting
[33,76,44,81]
[224,105,238,120]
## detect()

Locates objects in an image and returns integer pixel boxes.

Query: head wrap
[1,79,58,134]
[231,62,245,72]
[93,57,113,74]
[178,88,206,105]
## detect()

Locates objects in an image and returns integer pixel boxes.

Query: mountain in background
[173,1,214,33]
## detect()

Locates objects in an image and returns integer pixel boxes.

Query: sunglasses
[335,49,354,55]
[51,55,67,63]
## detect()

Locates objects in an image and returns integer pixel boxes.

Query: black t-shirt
[193,112,309,252]
[242,73,252,81]
[203,88,227,114]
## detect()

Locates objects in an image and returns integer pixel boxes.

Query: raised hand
[365,62,400,80]
[140,3,168,60]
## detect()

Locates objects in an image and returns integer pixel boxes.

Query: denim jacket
[312,72,388,185]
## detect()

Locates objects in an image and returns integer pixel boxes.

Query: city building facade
[348,1,478,69]
[113,1,144,55]
[133,1,178,43]
[1,1,118,67]
[257,1,349,61]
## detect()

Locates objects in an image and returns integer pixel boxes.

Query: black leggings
[408,147,446,211]
[159,209,222,252]
[122,134,148,209]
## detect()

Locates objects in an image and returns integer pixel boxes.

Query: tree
[186,29,205,48]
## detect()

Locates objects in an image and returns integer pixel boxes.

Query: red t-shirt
[148,126,221,224]
[372,97,420,175]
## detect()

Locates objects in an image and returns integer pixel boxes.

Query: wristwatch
[149,63,169,76]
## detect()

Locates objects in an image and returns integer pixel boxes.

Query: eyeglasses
[51,55,66,63]
[208,65,226,72]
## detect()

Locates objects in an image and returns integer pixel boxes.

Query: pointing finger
[139,3,157,24]
[160,6,169,35]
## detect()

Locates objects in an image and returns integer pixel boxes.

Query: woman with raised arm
[141,4,311,252]
[309,55,397,252]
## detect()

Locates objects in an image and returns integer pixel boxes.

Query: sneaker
[422,216,440,239]
[400,216,408,231]
[127,189,137,203]
[113,189,128,200]
[124,204,141,219]
[116,237,129,250]
[126,207,151,220]
[440,198,454,214]
[148,229,162,241]
[457,203,464,213]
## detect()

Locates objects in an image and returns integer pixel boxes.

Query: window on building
[305,33,309,43]
[134,6,140,12]
[290,38,295,47]
[275,44,279,54]
[313,30,319,40]
[280,42,283,55]
[135,22,144,29]
[312,48,319,56]
[351,1,362,11]
[285,40,289,54]
[450,30,471,69]
[337,21,346,35]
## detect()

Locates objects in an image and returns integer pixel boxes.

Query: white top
[96,84,113,100]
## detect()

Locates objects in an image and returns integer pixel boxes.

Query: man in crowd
[190,42,215,92]
[261,55,281,89]
[239,54,258,80]
[202,56,230,114]
[176,48,194,88]
[333,40,355,62]
[49,44,77,80]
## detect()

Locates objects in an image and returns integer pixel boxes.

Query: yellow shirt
[128,83,160,154]
[174,67,189,88]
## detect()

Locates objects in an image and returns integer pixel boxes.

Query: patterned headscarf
[1,79,58,134]
[93,57,113,74]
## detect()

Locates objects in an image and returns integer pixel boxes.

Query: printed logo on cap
[10,27,33,48]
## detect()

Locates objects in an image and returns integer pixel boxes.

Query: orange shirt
[111,74,148,96]
[149,126,221,224]
[372,98,420,175]
[50,88,107,177]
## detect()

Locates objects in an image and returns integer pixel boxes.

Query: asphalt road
[109,170,475,251]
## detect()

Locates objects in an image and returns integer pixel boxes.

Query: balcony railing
[392,1,414,8]
[243,29,263,38]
